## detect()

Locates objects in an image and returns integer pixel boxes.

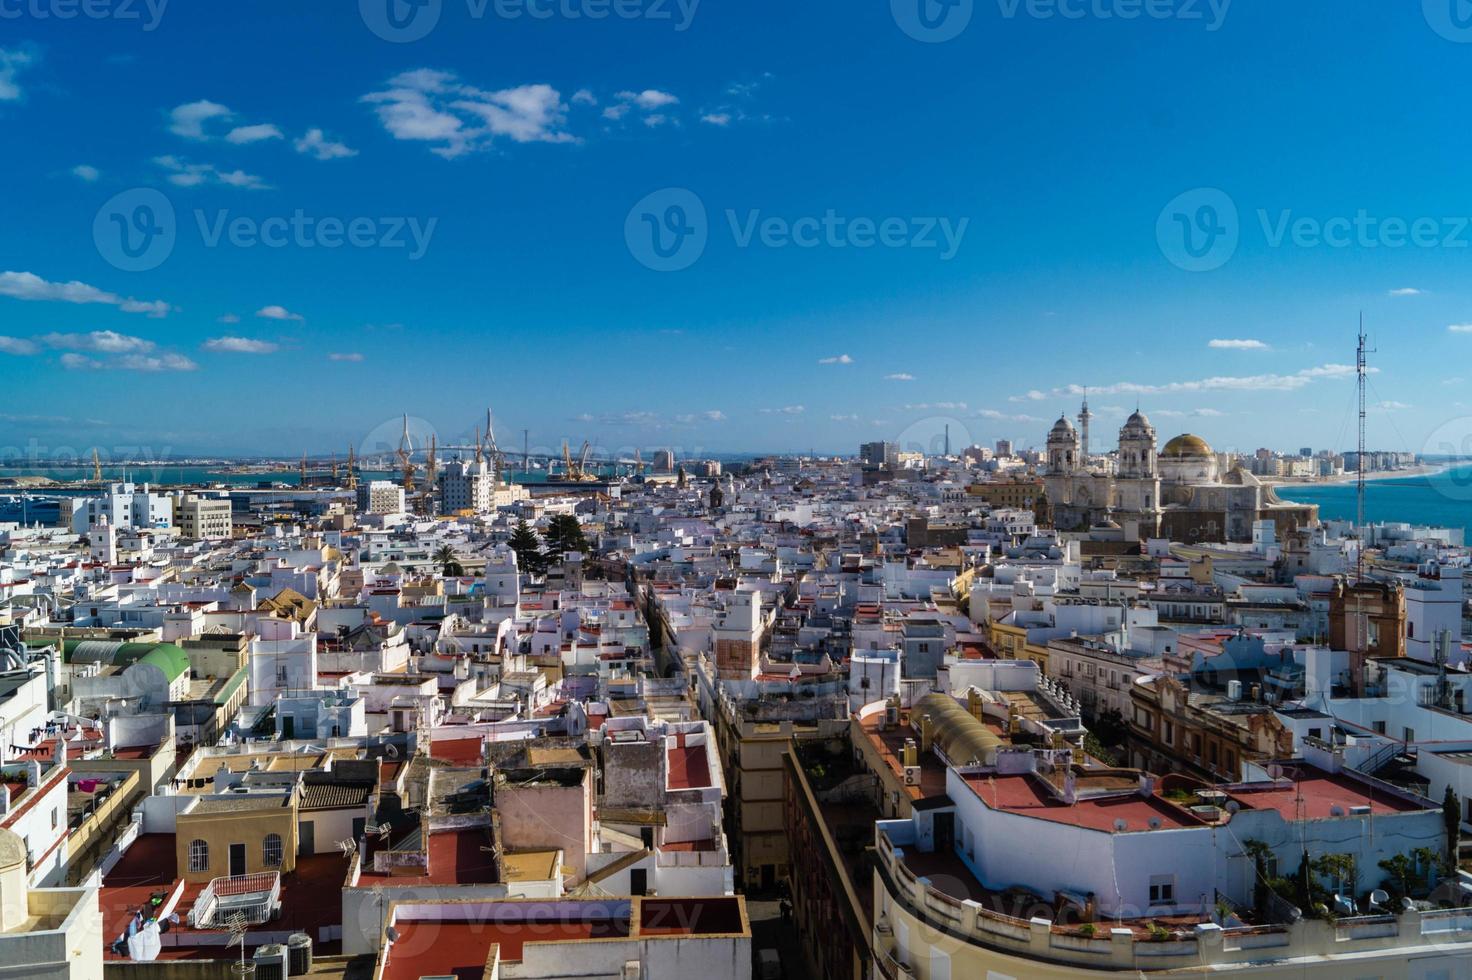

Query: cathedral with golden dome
[1041,404,1317,544]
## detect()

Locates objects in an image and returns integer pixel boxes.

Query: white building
[66,483,172,534]
[356,481,405,515]
[172,492,232,541]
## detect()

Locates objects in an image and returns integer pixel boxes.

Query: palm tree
[434,545,464,577]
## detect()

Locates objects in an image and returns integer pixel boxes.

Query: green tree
[1092,707,1129,747]
[545,514,591,556]
[433,545,464,577]
[508,520,548,577]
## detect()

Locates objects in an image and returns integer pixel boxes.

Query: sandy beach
[1263,462,1455,488]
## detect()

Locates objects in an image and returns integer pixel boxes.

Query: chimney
[919,713,934,754]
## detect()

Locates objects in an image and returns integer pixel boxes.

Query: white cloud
[155,155,269,190]
[329,352,364,362]
[0,271,170,317]
[218,313,240,324]
[618,89,679,110]
[1449,324,1472,334]
[830,414,859,422]
[1208,338,1269,350]
[71,164,100,182]
[673,410,727,424]
[976,409,1042,422]
[1008,390,1048,403]
[0,48,34,102]
[203,336,278,354]
[294,128,357,160]
[701,113,731,127]
[818,354,853,365]
[602,104,630,122]
[642,114,670,128]
[363,70,575,158]
[0,336,37,355]
[256,305,303,321]
[60,353,102,371]
[1033,363,1366,399]
[1377,400,1412,411]
[905,402,967,411]
[117,352,197,372]
[225,123,283,144]
[570,89,597,106]
[759,405,806,415]
[885,373,915,381]
[1388,287,1422,297]
[168,99,231,139]
[40,330,154,353]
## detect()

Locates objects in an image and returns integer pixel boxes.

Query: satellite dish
[385,926,400,943]
[1225,801,1240,814]
[1114,818,1128,832]
[1266,764,1284,780]
[385,743,399,759]
[1148,817,1163,830]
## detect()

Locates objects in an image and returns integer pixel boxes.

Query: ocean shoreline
[1264,462,1456,489]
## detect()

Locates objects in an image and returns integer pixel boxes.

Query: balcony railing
[187,871,281,929]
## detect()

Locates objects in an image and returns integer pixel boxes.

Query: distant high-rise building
[1299,447,1313,458]
[438,458,494,513]
[995,439,1013,458]
[859,441,898,469]
[357,480,405,515]
[653,449,676,473]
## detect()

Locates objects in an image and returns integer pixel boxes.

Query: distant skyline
[1,2,1471,457]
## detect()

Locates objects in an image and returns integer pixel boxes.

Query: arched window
[263,833,283,868]
[188,839,209,873]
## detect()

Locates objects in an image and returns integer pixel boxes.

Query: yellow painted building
[175,794,298,883]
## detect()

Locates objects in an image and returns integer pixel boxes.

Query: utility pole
[1356,322,1374,584]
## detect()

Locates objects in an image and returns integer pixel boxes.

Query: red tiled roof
[667,735,711,791]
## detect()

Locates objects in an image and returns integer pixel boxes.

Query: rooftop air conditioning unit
[620,962,642,980]
[903,766,922,787]
[252,944,288,980]
[286,932,313,974]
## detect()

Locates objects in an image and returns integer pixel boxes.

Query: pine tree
[508,520,548,577]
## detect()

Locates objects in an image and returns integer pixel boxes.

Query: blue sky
[1,0,1471,461]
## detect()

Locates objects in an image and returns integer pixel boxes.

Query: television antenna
[225,913,251,978]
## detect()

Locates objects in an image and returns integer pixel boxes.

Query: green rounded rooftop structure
[63,639,190,681]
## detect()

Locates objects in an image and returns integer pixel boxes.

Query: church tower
[1047,416,1080,473]
[1077,393,1093,460]
[1118,410,1158,479]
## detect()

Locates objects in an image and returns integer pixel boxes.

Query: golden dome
[1161,434,1213,458]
